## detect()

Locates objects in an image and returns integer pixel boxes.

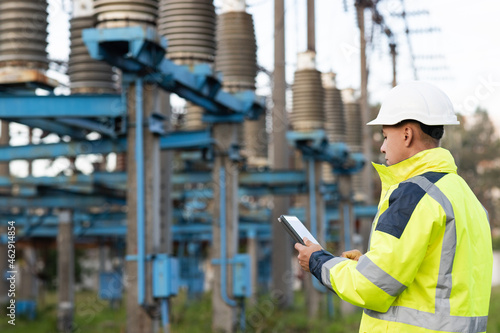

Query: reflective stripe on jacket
[309,147,493,332]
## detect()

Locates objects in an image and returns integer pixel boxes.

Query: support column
[271,0,293,309]
[307,0,315,52]
[356,1,373,205]
[337,175,357,314]
[0,120,9,304]
[390,43,397,88]
[247,229,258,305]
[212,123,239,333]
[57,210,74,333]
[19,245,37,302]
[158,90,173,255]
[304,160,324,318]
[125,82,160,333]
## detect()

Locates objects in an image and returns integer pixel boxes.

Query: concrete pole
[307,0,315,52]
[390,43,397,88]
[158,90,173,255]
[337,175,357,314]
[19,245,37,302]
[57,210,74,333]
[0,120,9,304]
[270,0,293,309]
[304,160,324,318]
[356,2,373,205]
[212,123,239,333]
[158,89,174,327]
[247,230,258,305]
[125,82,160,333]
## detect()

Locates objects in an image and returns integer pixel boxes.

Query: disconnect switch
[153,254,179,298]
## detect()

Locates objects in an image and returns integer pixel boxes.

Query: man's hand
[294,237,323,272]
[341,249,363,261]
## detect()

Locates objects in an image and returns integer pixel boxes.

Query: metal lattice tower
[290,51,325,132]
[0,0,49,70]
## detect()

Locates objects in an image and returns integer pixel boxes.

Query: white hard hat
[367,81,460,126]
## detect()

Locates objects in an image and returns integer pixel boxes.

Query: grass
[1,286,499,332]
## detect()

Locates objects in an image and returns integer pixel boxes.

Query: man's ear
[403,125,414,147]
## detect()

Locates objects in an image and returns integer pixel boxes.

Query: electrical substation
[0,0,450,332]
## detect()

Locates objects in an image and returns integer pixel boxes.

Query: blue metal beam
[0,195,125,208]
[57,118,118,138]
[0,172,127,187]
[0,129,213,161]
[0,138,127,161]
[289,206,378,221]
[83,27,264,120]
[160,130,214,150]
[11,118,88,140]
[0,170,309,196]
[0,95,124,118]
[239,170,306,185]
[3,221,271,240]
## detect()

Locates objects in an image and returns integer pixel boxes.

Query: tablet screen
[281,215,320,245]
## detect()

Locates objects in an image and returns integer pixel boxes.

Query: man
[295,81,493,332]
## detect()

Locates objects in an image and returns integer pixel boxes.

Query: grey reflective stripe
[356,255,406,297]
[364,175,487,332]
[321,257,348,291]
[408,176,456,315]
[364,307,488,332]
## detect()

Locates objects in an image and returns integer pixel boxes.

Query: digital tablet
[278,215,320,246]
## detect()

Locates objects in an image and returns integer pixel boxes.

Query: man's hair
[396,120,444,145]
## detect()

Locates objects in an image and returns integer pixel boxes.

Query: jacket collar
[372,147,458,195]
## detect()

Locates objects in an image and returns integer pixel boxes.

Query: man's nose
[380,142,386,154]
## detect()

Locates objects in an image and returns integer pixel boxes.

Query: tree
[442,108,500,229]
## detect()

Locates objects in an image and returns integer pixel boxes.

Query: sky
[44,0,500,126]
[243,0,500,126]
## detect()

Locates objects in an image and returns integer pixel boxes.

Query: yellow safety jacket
[309,148,493,332]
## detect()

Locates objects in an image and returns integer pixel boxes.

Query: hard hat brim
[366,118,460,126]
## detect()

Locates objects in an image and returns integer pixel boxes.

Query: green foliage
[493,236,500,251]
[441,108,500,228]
[38,248,86,290]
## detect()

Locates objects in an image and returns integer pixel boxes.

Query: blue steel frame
[0,24,376,323]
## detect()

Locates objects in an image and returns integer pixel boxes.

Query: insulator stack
[290,51,325,132]
[323,72,345,143]
[322,72,344,183]
[69,5,117,94]
[216,4,266,165]
[0,0,48,70]
[94,0,158,28]
[343,88,363,153]
[243,113,268,165]
[343,88,364,199]
[159,0,217,130]
[215,9,257,91]
[158,0,216,64]
[183,104,205,130]
[115,152,127,171]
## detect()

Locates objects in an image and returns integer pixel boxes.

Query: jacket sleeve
[310,184,446,312]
